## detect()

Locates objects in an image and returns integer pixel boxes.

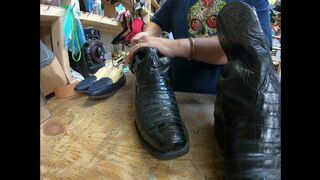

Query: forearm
[143,22,163,37]
[170,36,227,65]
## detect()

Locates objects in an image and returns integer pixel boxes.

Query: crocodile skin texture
[214,2,281,179]
[130,47,189,160]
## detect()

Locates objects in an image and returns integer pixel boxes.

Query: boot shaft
[130,47,171,88]
[215,2,281,179]
[216,2,280,114]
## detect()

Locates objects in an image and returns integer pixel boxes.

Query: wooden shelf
[79,12,122,34]
[151,0,160,10]
[141,7,154,17]
[40,4,122,34]
[272,47,281,50]
[40,4,65,23]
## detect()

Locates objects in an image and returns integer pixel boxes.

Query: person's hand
[272,25,280,32]
[123,32,175,65]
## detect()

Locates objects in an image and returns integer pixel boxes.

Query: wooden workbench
[40,72,224,179]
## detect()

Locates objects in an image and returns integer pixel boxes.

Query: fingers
[124,43,142,65]
[124,34,144,65]
[125,33,154,65]
[130,32,149,45]
[130,34,142,45]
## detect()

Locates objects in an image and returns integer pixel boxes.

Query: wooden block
[151,0,160,10]
[40,25,53,51]
[54,82,78,99]
[40,57,68,96]
[51,17,73,83]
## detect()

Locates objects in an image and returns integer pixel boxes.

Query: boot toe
[156,122,188,152]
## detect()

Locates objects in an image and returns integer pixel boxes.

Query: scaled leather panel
[214,2,281,179]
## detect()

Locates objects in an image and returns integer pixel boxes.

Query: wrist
[172,39,193,59]
[162,38,176,58]
[141,31,152,37]
[187,37,195,60]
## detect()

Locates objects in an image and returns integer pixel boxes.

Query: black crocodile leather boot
[214,2,281,179]
[130,47,189,160]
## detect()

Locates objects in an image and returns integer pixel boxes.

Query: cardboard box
[41,57,68,96]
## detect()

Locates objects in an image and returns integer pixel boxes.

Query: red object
[190,19,202,31]
[206,15,217,28]
[124,18,144,41]
[202,0,214,7]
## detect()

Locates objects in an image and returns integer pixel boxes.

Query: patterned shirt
[151,0,271,94]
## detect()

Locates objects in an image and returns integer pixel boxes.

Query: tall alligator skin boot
[214,2,281,179]
[130,47,189,160]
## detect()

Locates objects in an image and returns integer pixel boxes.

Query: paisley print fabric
[188,0,226,37]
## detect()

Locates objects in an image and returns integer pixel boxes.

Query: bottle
[101,2,105,16]
[93,0,102,15]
